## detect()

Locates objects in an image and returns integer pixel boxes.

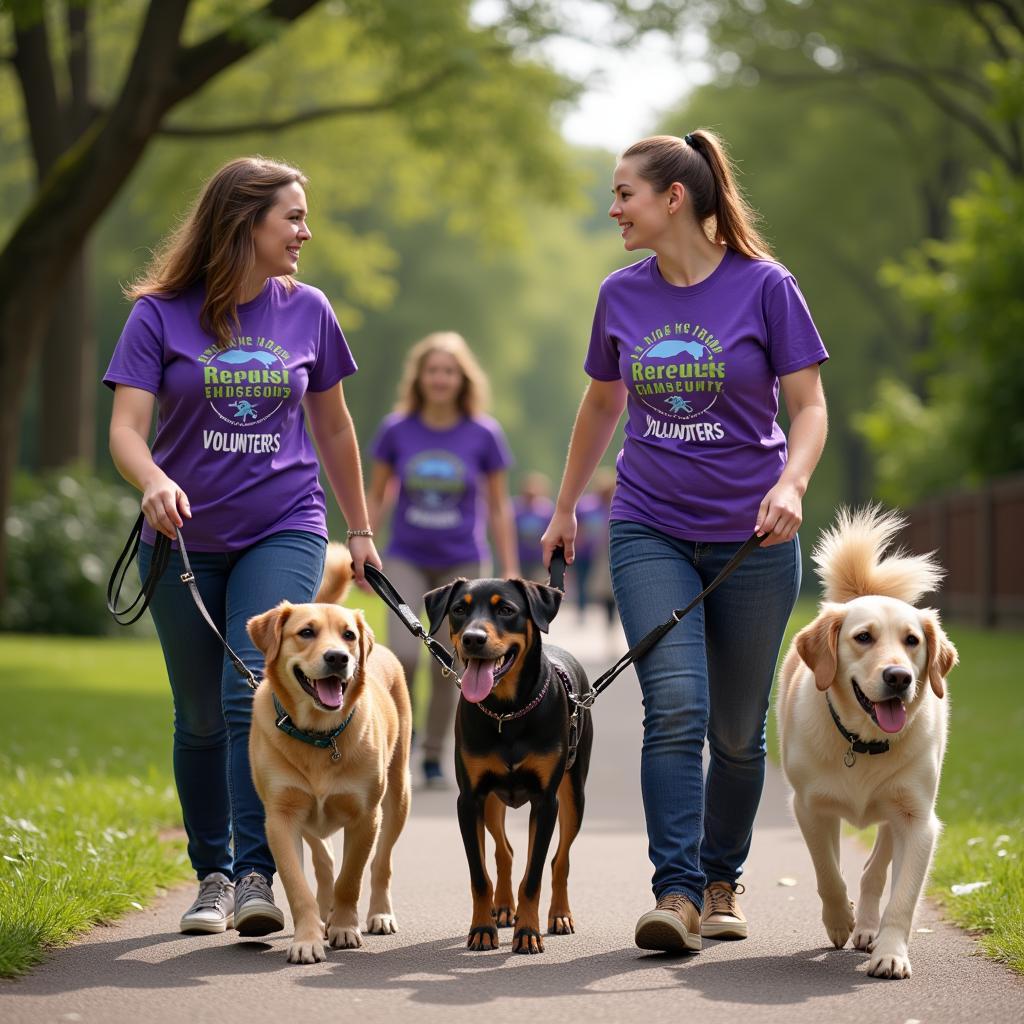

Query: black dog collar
[825,693,890,767]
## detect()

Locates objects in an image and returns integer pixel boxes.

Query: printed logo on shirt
[628,321,726,422]
[196,336,292,427]
[403,449,467,530]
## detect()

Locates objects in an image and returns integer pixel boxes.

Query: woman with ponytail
[542,131,828,953]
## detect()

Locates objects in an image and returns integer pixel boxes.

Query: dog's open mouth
[293,666,347,711]
[459,647,518,704]
[852,678,906,734]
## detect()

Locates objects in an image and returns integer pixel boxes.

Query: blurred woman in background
[367,332,518,788]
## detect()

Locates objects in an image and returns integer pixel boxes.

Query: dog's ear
[247,602,293,663]
[920,609,958,698]
[795,604,845,691]
[355,609,375,671]
[424,579,467,636]
[513,579,563,634]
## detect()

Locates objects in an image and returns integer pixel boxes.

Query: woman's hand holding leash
[141,471,191,540]
[541,508,578,569]
[754,479,803,546]
[347,534,382,590]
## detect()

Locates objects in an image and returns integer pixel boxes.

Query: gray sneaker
[233,872,285,936]
[180,872,234,934]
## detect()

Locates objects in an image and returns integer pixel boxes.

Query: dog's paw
[548,912,575,935]
[512,927,545,954]
[467,925,499,950]
[327,924,363,949]
[367,913,397,935]
[866,946,912,980]
[491,905,516,928]
[287,939,327,964]
[852,924,878,951]
[822,898,855,948]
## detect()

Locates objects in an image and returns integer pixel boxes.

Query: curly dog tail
[813,505,943,605]
[316,542,354,604]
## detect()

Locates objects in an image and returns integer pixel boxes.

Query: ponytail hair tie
[684,133,696,147]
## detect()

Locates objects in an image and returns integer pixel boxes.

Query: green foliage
[2,467,142,636]
[853,378,970,507]
[860,166,1024,502]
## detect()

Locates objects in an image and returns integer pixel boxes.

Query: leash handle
[107,513,170,626]
[589,532,765,699]
[363,563,460,679]
[547,546,567,593]
[106,514,259,690]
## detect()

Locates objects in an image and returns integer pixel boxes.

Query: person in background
[583,467,618,641]
[105,157,380,938]
[572,489,600,619]
[513,471,555,582]
[367,332,518,789]
[542,130,828,954]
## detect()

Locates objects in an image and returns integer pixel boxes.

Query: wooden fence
[903,473,1024,628]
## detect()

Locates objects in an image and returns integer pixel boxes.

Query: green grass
[0,598,390,978]
[772,601,1024,974]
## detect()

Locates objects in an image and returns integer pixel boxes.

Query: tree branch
[752,61,1020,172]
[961,0,1012,59]
[157,64,461,137]
[984,0,1024,36]
[167,0,322,109]
[66,3,92,136]
[12,17,64,176]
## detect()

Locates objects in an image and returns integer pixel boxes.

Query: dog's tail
[316,542,354,604]
[813,504,943,605]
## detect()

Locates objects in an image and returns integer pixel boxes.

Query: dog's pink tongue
[314,676,343,710]
[461,659,497,703]
[874,698,907,734]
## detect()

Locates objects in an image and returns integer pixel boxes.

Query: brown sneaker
[635,892,702,953]
[701,881,747,939]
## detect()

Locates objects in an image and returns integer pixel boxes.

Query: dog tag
[844,747,856,768]
[329,737,342,761]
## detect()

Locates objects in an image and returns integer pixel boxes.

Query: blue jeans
[139,531,327,883]
[609,520,801,908]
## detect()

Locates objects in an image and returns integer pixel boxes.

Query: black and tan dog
[424,576,593,954]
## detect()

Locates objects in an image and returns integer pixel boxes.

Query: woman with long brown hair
[367,331,518,788]
[105,156,380,938]
[542,131,829,953]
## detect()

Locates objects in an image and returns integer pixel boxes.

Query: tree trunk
[0,0,326,611]
[37,245,95,469]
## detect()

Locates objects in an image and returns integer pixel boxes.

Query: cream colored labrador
[777,507,958,980]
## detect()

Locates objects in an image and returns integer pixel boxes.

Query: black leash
[547,532,765,709]
[107,513,260,691]
[106,512,170,626]
[362,563,462,685]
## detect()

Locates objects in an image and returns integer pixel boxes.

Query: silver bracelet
[346,528,374,539]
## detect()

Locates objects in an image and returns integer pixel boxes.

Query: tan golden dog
[777,507,958,980]
[247,544,411,964]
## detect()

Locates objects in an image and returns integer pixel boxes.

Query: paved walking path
[3,607,1022,1023]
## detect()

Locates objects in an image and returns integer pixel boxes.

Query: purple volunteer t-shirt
[104,278,357,551]
[584,249,828,541]
[372,413,512,567]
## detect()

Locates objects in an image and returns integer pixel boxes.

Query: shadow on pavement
[4,925,871,1008]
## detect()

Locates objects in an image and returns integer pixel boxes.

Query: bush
[3,467,146,636]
